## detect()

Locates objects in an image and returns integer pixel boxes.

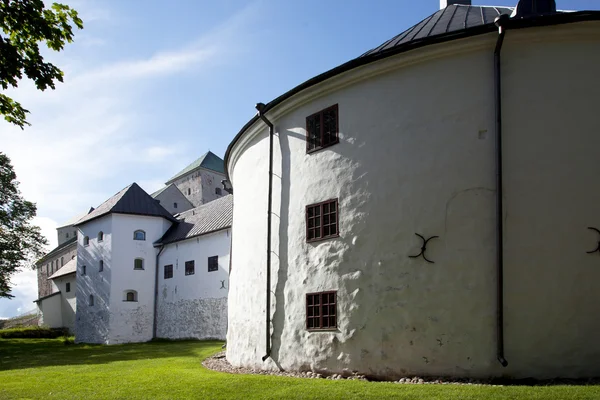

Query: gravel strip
[203,352,493,385]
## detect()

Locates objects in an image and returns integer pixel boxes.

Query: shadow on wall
[270,127,291,367]
[0,339,220,372]
[75,243,111,343]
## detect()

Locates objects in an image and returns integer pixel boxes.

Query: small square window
[306,199,339,242]
[215,188,222,195]
[66,282,71,293]
[208,256,218,272]
[164,264,173,279]
[133,230,146,241]
[306,104,339,153]
[306,291,337,330]
[134,259,144,270]
[185,260,195,276]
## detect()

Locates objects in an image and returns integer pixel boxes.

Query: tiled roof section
[36,237,77,265]
[75,183,177,226]
[151,184,171,198]
[57,207,95,228]
[48,257,77,279]
[360,5,514,58]
[157,195,233,245]
[166,151,225,184]
[34,291,61,303]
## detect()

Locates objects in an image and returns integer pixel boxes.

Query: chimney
[440,0,471,9]
[512,0,556,18]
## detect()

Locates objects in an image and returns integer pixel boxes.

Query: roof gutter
[256,103,274,363]
[152,245,165,339]
[494,13,509,368]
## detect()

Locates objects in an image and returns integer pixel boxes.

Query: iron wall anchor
[409,233,439,264]
[587,227,600,254]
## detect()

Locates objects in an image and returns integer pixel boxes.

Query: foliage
[60,335,74,345]
[0,152,47,298]
[0,326,68,338]
[0,0,83,128]
[1,340,599,400]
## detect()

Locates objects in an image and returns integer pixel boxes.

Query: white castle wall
[107,214,172,344]
[226,23,600,379]
[156,229,231,340]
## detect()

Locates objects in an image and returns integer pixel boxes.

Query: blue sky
[1,0,598,317]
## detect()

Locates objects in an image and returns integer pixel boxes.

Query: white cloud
[0,2,261,318]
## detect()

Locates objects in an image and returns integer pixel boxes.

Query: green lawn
[0,339,598,399]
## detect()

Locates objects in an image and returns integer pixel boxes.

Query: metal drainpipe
[256,103,274,362]
[153,245,165,339]
[494,14,509,368]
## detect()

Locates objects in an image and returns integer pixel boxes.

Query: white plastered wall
[227,22,600,379]
[156,229,231,340]
[108,214,172,344]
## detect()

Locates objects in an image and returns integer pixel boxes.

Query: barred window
[306,291,337,330]
[164,264,173,279]
[306,104,339,153]
[185,260,195,276]
[208,256,218,272]
[306,199,339,242]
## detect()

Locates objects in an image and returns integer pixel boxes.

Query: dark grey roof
[75,182,177,226]
[36,237,77,266]
[156,195,233,245]
[360,5,513,58]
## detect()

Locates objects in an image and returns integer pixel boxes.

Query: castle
[35,151,232,343]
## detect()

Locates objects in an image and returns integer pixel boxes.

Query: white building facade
[155,198,233,340]
[225,2,600,379]
[74,183,232,344]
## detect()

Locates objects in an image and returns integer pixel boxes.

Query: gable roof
[48,257,77,279]
[156,195,233,245]
[36,237,77,266]
[224,6,600,181]
[75,182,177,226]
[166,151,225,184]
[151,184,172,198]
[57,207,95,228]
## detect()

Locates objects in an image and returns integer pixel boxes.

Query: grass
[0,339,599,399]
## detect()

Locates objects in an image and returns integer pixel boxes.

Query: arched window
[124,290,138,302]
[98,231,104,242]
[84,236,89,246]
[89,295,94,306]
[99,260,104,272]
[133,230,146,241]
[134,258,144,270]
